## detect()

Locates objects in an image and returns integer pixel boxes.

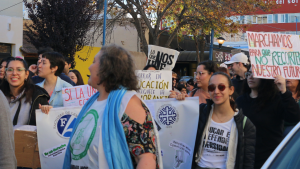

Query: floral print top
[121,103,158,168]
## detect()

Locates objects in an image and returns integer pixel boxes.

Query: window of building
[273,14,278,23]
[240,16,245,24]
[0,43,12,58]
[267,15,273,23]
[288,13,300,23]
[252,16,257,24]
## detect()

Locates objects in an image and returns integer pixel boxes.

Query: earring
[51,70,53,73]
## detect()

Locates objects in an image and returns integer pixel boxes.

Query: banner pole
[209,29,214,61]
[102,0,108,46]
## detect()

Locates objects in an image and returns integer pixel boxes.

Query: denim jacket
[36,77,72,108]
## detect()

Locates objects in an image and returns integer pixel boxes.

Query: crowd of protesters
[0,44,300,169]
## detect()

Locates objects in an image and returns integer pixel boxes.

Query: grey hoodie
[0,90,17,168]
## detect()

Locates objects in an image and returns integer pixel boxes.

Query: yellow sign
[73,46,101,84]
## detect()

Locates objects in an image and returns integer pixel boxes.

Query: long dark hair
[69,69,84,85]
[293,81,300,100]
[210,72,236,111]
[198,60,218,74]
[0,58,36,103]
[242,75,278,110]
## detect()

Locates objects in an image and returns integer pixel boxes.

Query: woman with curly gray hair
[62,44,162,169]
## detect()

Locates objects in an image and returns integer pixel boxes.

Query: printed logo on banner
[54,111,78,139]
[70,109,99,160]
[43,144,67,158]
[156,104,179,128]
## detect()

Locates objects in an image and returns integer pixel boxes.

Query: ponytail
[230,97,236,111]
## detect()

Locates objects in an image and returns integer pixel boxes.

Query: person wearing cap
[224,52,250,98]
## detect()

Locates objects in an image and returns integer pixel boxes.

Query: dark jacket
[232,76,245,100]
[28,85,50,125]
[30,71,75,86]
[236,91,300,168]
[192,99,256,169]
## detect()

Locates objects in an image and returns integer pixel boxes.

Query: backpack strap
[243,116,247,136]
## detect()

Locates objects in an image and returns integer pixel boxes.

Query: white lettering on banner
[36,107,82,169]
[276,0,299,4]
[136,70,172,100]
[147,45,179,70]
[62,85,98,107]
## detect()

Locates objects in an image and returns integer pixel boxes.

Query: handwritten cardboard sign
[136,70,172,100]
[62,85,98,107]
[247,31,300,79]
[147,45,179,70]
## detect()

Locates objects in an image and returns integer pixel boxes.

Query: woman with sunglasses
[176,72,256,169]
[0,58,50,126]
[236,69,300,169]
[37,52,72,108]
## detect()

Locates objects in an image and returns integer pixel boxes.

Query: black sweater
[236,91,300,169]
[231,76,245,100]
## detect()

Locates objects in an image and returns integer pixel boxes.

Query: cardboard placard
[14,130,41,169]
[247,31,300,79]
[62,85,98,107]
[147,45,180,70]
[136,70,172,100]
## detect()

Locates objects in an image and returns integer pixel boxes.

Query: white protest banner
[144,97,199,169]
[62,85,97,107]
[136,70,172,100]
[147,45,180,70]
[36,107,82,169]
[247,31,300,79]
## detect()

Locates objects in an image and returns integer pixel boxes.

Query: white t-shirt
[70,91,135,169]
[198,117,234,169]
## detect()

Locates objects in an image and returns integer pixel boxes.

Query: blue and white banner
[36,107,81,169]
[144,97,199,169]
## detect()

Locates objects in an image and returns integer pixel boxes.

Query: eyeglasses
[194,71,207,77]
[208,84,227,92]
[5,68,26,74]
[245,71,253,78]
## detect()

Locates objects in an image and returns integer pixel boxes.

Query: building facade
[0,0,23,58]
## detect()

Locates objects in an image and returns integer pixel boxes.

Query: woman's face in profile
[88,52,101,88]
